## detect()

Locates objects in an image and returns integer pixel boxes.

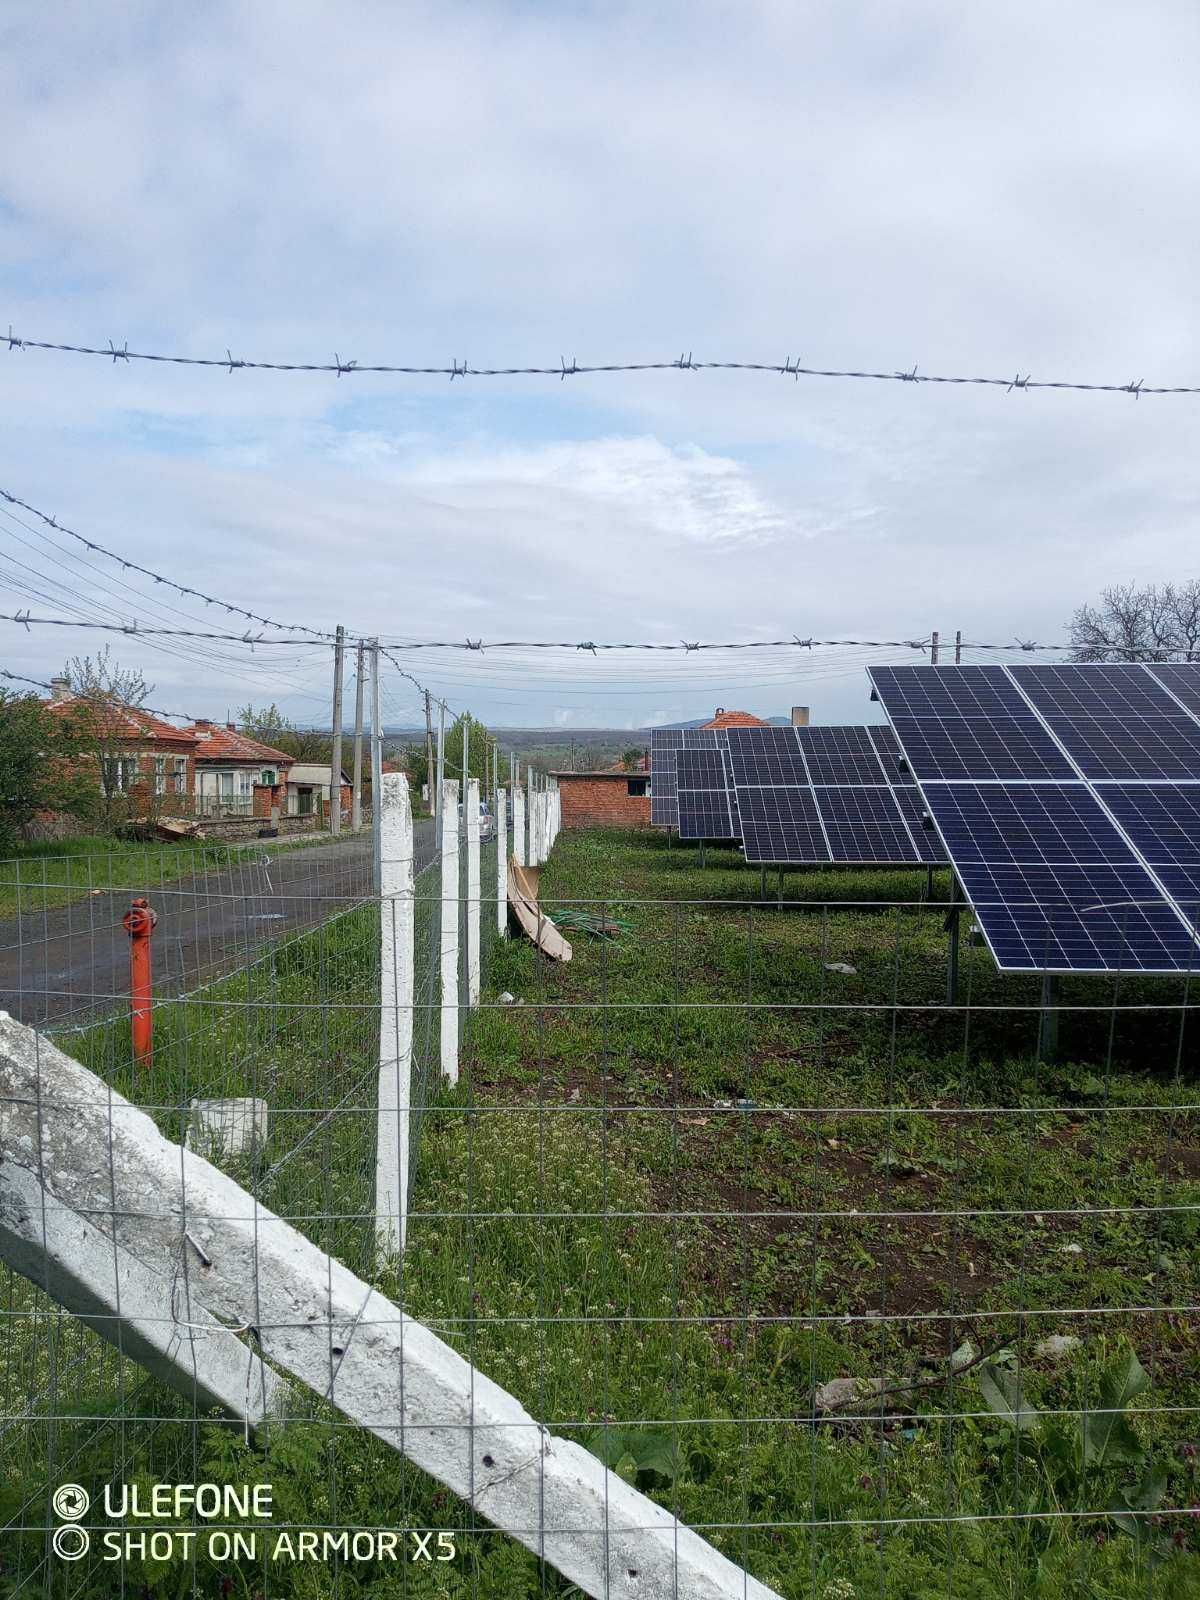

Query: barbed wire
[0,486,340,642]
[0,610,1085,654]
[0,665,259,731]
[6,328,1198,396]
[0,610,1097,656]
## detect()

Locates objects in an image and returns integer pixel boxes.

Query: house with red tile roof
[698,707,770,730]
[44,677,199,813]
[189,720,293,817]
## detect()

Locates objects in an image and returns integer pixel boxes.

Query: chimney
[791,705,810,727]
[50,675,71,703]
[226,721,237,732]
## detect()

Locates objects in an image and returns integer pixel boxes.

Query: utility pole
[330,624,345,835]
[370,640,383,891]
[424,690,435,816]
[351,639,365,832]
[955,629,963,665]
[463,715,470,809]
[930,629,939,666]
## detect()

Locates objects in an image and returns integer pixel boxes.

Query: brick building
[554,709,770,829]
[189,720,293,818]
[44,678,199,814]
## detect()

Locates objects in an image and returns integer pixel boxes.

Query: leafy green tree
[238,703,333,763]
[620,746,644,771]
[0,691,96,852]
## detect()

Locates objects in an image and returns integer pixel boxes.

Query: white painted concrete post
[495,786,508,935]
[0,1020,782,1600]
[439,779,460,1084]
[512,783,526,868]
[465,778,481,1008]
[527,768,536,864]
[375,773,414,1255]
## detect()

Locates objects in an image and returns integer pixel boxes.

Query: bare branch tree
[64,648,154,826]
[1068,580,1200,661]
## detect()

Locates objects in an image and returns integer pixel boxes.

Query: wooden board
[507,857,572,962]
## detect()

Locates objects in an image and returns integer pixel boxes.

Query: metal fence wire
[2,790,1199,1599]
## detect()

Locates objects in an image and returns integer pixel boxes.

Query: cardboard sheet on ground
[507,858,572,961]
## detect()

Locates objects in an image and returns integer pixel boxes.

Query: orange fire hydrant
[122,896,157,1065]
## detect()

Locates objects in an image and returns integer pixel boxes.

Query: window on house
[260,768,276,787]
[627,778,648,797]
[102,756,139,794]
[153,756,166,796]
[173,757,187,794]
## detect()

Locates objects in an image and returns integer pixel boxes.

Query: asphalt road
[0,822,438,1030]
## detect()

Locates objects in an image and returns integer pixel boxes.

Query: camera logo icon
[51,1486,91,1561]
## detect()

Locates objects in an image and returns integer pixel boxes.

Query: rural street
[0,821,438,1029]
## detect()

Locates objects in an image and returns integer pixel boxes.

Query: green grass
[3,829,1199,1597]
[0,829,356,918]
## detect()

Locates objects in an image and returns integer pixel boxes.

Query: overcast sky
[2,2,1198,731]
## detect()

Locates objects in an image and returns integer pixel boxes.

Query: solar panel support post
[699,839,706,870]
[760,867,767,902]
[945,875,961,1006]
[925,865,935,902]
[1037,973,1059,1062]
[778,868,784,908]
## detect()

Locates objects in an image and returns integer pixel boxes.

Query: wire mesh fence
[2,795,1199,1598]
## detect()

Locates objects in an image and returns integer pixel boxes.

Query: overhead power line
[5,328,1195,397]
[0,486,340,641]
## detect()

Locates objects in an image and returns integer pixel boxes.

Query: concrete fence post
[375,773,414,1255]
[466,778,481,1008]
[439,779,460,1084]
[495,785,508,935]
[527,769,536,863]
[0,1021,783,1600]
[512,783,526,868]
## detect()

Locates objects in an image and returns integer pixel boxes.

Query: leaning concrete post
[512,784,526,868]
[494,787,508,935]
[375,773,415,1254]
[0,1021,782,1600]
[439,779,460,1084]
[465,778,481,1008]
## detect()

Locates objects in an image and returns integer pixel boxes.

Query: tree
[620,746,644,772]
[238,703,332,763]
[0,691,96,851]
[1068,581,1200,662]
[64,648,155,825]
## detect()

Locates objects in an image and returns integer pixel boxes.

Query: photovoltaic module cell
[1010,664,1200,781]
[738,785,830,864]
[814,785,921,864]
[649,730,684,826]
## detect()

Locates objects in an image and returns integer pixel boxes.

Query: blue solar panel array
[676,747,738,841]
[868,663,1200,974]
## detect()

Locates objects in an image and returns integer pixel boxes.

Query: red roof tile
[45,695,200,745]
[701,709,769,729]
[190,723,293,764]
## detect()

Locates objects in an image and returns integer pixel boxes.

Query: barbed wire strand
[5,330,1195,397]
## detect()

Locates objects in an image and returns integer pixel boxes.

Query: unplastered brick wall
[558,776,651,829]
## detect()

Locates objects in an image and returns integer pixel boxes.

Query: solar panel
[919,783,1199,972]
[814,785,920,864]
[869,663,1200,972]
[675,748,737,840]
[649,730,684,826]
[1149,663,1200,720]
[870,665,1075,782]
[738,786,830,864]
[1100,784,1200,922]
[1010,664,1200,780]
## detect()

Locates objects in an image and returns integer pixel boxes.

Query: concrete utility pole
[463,716,470,809]
[424,691,435,816]
[371,640,383,892]
[330,624,345,835]
[930,629,940,666]
[351,639,365,832]
[955,629,963,664]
